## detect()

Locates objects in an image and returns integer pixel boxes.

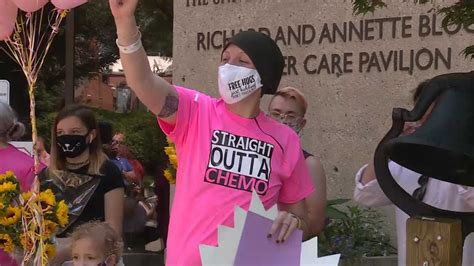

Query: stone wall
[172,0,473,241]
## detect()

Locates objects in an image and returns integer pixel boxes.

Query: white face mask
[218,64,263,104]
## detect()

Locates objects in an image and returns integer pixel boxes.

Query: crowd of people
[0,103,163,266]
[0,0,473,265]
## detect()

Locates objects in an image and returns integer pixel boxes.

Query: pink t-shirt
[0,144,44,191]
[158,86,315,265]
[0,253,17,266]
[0,144,45,265]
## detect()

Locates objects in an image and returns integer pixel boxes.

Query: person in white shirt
[353,81,474,266]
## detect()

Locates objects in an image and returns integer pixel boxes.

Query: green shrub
[319,200,396,260]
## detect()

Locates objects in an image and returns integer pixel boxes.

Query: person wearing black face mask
[39,105,125,265]
[56,130,92,158]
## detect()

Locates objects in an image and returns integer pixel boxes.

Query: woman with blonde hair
[39,104,124,264]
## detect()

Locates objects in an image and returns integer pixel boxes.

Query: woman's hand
[109,0,140,45]
[268,211,302,243]
[109,0,138,20]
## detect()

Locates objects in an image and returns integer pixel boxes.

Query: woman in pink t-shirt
[109,1,315,264]
[0,102,42,191]
[0,102,39,266]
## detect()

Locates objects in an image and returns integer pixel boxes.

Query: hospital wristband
[116,30,142,54]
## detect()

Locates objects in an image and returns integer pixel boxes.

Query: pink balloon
[0,0,18,41]
[11,0,49,12]
[51,0,87,9]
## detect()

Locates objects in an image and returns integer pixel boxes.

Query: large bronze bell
[374,71,474,237]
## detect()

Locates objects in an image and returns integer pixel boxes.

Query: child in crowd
[69,221,124,266]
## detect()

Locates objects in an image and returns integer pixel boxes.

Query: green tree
[352,0,473,58]
[136,0,174,56]
[1,0,173,123]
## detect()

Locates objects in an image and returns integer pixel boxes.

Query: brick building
[75,56,172,112]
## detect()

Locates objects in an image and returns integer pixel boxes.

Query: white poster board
[0,80,10,105]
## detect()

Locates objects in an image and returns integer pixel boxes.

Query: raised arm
[109,0,178,124]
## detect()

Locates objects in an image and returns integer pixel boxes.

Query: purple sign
[234,211,302,266]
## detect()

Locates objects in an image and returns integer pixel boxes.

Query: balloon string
[1,7,67,266]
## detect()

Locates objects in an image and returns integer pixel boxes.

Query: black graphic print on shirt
[204,130,274,195]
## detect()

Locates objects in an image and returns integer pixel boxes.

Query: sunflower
[39,189,56,212]
[169,154,178,169]
[56,200,69,227]
[0,182,17,194]
[0,171,13,180]
[20,233,34,250]
[164,169,176,184]
[0,207,21,226]
[164,146,176,157]
[0,171,16,185]
[45,243,56,258]
[4,171,14,178]
[21,191,32,202]
[0,234,14,253]
[44,220,58,237]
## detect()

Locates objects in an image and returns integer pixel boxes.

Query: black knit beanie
[222,31,284,95]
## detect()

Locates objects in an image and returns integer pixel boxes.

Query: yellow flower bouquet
[164,138,178,184]
[0,171,69,262]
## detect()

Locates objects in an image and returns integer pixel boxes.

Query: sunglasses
[269,111,303,124]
